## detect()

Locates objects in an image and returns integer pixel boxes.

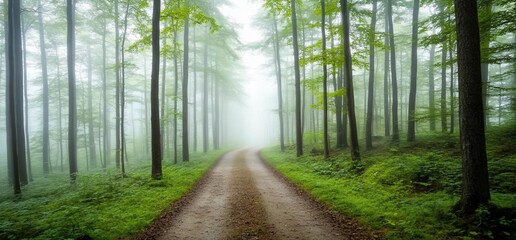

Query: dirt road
[142,149,373,239]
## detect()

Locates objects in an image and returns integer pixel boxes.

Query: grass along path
[0,150,226,240]
[261,128,516,239]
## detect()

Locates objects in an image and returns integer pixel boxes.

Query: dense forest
[1,0,515,239]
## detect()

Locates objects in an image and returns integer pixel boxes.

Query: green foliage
[0,151,225,239]
[262,125,516,239]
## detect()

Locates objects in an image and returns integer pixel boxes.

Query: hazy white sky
[219,0,280,147]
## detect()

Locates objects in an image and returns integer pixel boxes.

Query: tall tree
[366,0,377,150]
[321,0,329,158]
[115,0,121,169]
[183,15,190,162]
[87,46,97,168]
[203,27,209,153]
[428,44,436,131]
[439,4,447,133]
[67,0,78,182]
[386,0,398,142]
[272,12,285,152]
[340,0,360,161]
[454,0,490,216]
[383,7,390,137]
[290,0,303,157]
[151,0,162,180]
[38,0,50,174]
[407,0,419,142]
[7,0,22,195]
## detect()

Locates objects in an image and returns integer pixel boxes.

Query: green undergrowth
[262,124,516,239]
[0,150,225,240]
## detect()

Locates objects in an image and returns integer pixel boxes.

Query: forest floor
[133,149,377,240]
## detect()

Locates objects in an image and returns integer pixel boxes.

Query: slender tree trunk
[161,33,167,159]
[56,47,64,172]
[144,56,149,157]
[341,0,361,161]
[383,6,391,137]
[290,0,303,157]
[429,44,436,131]
[439,4,447,133]
[321,0,329,158]
[87,46,97,168]
[120,1,130,175]
[386,0,398,142]
[173,31,179,164]
[407,0,419,142]
[449,39,455,133]
[67,0,77,181]
[183,17,190,161]
[193,26,198,152]
[21,17,31,183]
[454,0,490,216]
[114,0,121,169]
[203,28,209,153]
[102,19,109,168]
[38,0,50,174]
[366,0,377,150]
[151,0,162,180]
[273,13,285,152]
[7,0,22,195]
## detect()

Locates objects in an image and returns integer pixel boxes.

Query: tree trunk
[383,4,390,137]
[114,0,121,169]
[340,0,361,161]
[273,13,285,152]
[321,0,329,158]
[151,0,162,180]
[290,0,303,157]
[429,44,436,131]
[193,26,198,153]
[102,19,109,168]
[183,17,190,161]
[120,1,130,176]
[449,39,455,133]
[439,4,447,133]
[366,0,377,150]
[87,46,97,168]
[386,0,398,142]
[38,0,50,174]
[7,0,22,195]
[407,0,419,142]
[454,0,490,216]
[21,16,31,183]
[173,31,179,164]
[203,28,209,153]
[67,0,77,182]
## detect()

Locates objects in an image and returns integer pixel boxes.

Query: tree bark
[203,28,209,153]
[38,0,49,174]
[321,0,329,158]
[439,4,447,133]
[67,0,77,182]
[290,0,303,157]
[407,0,419,142]
[151,0,162,180]
[454,0,490,216]
[183,17,190,161]
[429,44,436,131]
[340,0,361,161]
[7,0,22,195]
[102,19,109,168]
[273,13,285,152]
[383,7,390,137]
[87,46,97,168]
[386,0,398,142]
[366,0,377,150]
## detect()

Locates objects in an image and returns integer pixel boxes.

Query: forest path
[141,149,372,240]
